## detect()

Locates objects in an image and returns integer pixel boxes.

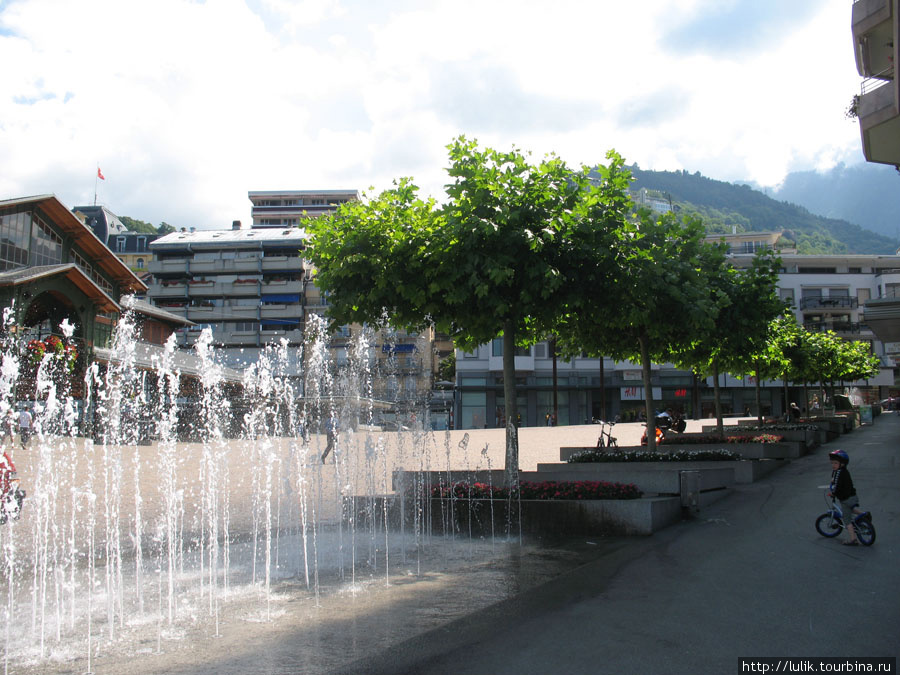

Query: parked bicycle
[815,488,875,546]
[596,420,618,449]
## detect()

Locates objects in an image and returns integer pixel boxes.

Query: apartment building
[851,0,900,345]
[452,244,899,429]
[249,190,359,228]
[147,220,308,371]
[851,0,899,167]
[146,191,447,426]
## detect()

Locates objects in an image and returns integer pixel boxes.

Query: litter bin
[680,470,700,514]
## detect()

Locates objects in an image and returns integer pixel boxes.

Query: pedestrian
[827,449,862,546]
[2,410,14,444]
[17,407,32,449]
[789,402,801,422]
[321,416,337,464]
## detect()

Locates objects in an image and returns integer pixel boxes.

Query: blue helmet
[829,449,849,465]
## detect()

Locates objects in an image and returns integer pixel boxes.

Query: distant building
[453,244,899,429]
[704,230,797,255]
[630,187,672,214]
[147,220,308,372]
[249,190,359,228]
[74,205,161,276]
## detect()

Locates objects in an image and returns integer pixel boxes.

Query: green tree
[306,137,624,482]
[560,208,725,451]
[120,216,157,234]
[675,250,785,431]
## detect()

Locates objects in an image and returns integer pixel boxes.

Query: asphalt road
[345,412,900,675]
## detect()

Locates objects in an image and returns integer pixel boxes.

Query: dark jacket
[830,466,856,502]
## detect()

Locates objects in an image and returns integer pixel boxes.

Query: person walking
[321,416,338,464]
[17,407,32,449]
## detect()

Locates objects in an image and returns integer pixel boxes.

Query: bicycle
[596,420,618,449]
[814,488,875,546]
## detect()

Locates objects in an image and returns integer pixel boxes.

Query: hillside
[627,167,899,255]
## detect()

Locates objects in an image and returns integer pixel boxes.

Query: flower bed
[727,434,783,444]
[723,424,819,432]
[26,336,78,371]
[657,434,783,445]
[431,480,642,500]
[567,449,742,463]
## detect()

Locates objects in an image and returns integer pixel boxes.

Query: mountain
[627,166,899,255]
[770,163,900,241]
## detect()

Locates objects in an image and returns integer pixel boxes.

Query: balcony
[852,0,895,77]
[852,0,899,165]
[803,321,868,335]
[259,304,304,320]
[151,282,189,298]
[149,258,190,275]
[799,296,858,310]
[863,295,900,342]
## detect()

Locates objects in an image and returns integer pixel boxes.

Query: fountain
[0,302,546,674]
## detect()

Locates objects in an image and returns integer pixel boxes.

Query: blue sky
[0,0,866,230]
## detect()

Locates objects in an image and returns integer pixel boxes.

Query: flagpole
[94,164,98,205]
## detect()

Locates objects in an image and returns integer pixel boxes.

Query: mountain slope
[771,163,900,240]
[627,167,899,255]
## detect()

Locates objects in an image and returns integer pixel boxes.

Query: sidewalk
[346,413,900,675]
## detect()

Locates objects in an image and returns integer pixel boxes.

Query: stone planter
[348,494,682,537]
[538,459,785,485]
[560,440,803,461]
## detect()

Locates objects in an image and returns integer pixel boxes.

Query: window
[491,339,530,357]
[137,237,147,252]
[116,236,126,252]
[31,212,63,267]
[136,258,144,269]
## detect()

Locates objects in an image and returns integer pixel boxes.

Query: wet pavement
[346,412,900,675]
[7,414,898,674]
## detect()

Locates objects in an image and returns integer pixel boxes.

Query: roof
[0,263,120,313]
[126,298,195,327]
[0,195,147,294]
[92,342,245,383]
[151,226,307,249]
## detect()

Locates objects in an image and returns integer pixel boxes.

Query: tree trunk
[551,336,558,425]
[713,360,723,435]
[599,356,606,423]
[502,323,519,488]
[783,378,789,421]
[754,360,763,425]
[639,334,656,452]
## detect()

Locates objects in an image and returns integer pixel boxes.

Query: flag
[97,167,105,180]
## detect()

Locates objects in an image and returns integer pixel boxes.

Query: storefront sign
[621,386,663,400]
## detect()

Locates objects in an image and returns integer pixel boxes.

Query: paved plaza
[6,414,898,674]
[349,413,900,675]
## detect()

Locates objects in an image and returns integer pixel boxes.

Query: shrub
[567,448,742,463]
[725,434,783,444]
[430,480,642,500]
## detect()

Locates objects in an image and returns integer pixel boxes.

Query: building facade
[146,190,444,426]
[452,245,899,429]
[851,0,900,346]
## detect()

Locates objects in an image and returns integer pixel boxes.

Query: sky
[0,0,868,231]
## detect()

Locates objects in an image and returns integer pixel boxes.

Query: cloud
[0,0,868,228]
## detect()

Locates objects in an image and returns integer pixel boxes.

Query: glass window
[461,391,486,429]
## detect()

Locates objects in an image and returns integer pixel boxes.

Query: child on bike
[827,449,863,546]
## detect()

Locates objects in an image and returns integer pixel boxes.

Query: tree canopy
[306,137,629,480]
